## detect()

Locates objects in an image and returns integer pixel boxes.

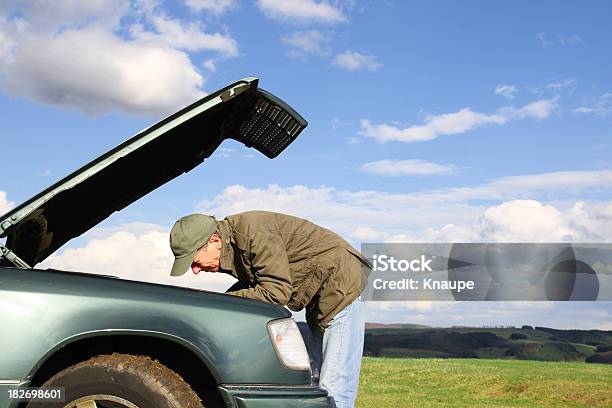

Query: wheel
[29,353,204,408]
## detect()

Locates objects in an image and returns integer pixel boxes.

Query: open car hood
[0,77,307,268]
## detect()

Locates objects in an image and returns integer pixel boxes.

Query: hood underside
[0,77,307,268]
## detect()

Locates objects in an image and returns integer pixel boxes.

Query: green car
[0,78,335,408]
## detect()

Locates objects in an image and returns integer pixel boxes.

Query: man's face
[191,235,221,274]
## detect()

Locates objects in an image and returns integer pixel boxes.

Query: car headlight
[267,318,311,371]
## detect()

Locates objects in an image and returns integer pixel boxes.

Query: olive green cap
[169,214,217,276]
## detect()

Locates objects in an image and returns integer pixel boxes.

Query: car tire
[30,353,204,408]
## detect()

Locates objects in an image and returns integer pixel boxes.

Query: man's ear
[209,233,222,248]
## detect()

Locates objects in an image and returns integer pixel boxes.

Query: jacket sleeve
[226,232,292,305]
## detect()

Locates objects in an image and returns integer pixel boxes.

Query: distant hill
[364,324,612,364]
[587,351,612,364]
[365,323,431,330]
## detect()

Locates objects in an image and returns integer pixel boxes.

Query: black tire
[29,353,204,408]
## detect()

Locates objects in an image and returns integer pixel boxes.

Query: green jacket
[216,211,371,334]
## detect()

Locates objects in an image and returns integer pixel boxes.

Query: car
[0,77,335,408]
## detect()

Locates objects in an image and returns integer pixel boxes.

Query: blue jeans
[301,296,365,408]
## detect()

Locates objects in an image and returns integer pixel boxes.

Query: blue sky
[1,0,612,329]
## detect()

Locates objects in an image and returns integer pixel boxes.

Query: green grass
[379,348,453,358]
[356,357,612,407]
[572,343,597,356]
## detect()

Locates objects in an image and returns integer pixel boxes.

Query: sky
[1,0,612,329]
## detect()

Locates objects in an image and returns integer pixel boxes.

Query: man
[169,211,371,408]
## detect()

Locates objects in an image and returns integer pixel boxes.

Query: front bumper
[218,384,335,408]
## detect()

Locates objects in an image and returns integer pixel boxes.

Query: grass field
[356,357,612,407]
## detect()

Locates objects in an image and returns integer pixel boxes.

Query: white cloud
[537,33,582,46]
[0,15,15,62]
[9,0,129,31]
[559,35,583,46]
[41,223,237,292]
[256,0,346,24]
[203,59,217,72]
[361,159,457,177]
[536,33,553,46]
[0,191,14,216]
[436,170,612,202]
[184,0,237,15]
[502,98,558,119]
[216,147,235,158]
[194,183,470,243]
[384,223,478,244]
[574,93,612,117]
[0,29,13,67]
[566,201,612,241]
[130,13,238,56]
[360,98,558,143]
[480,200,574,242]
[545,78,577,91]
[195,171,612,244]
[0,10,23,67]
[3,27,206,116]
[0,1,239,116]
[282,30,330,58]
[495,84,517,99]
[352,226,383,240]
[331,50,382,72]
[525,78,578,98]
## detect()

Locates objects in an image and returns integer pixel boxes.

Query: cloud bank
[195,171,612,244]
[0,0,238,116]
